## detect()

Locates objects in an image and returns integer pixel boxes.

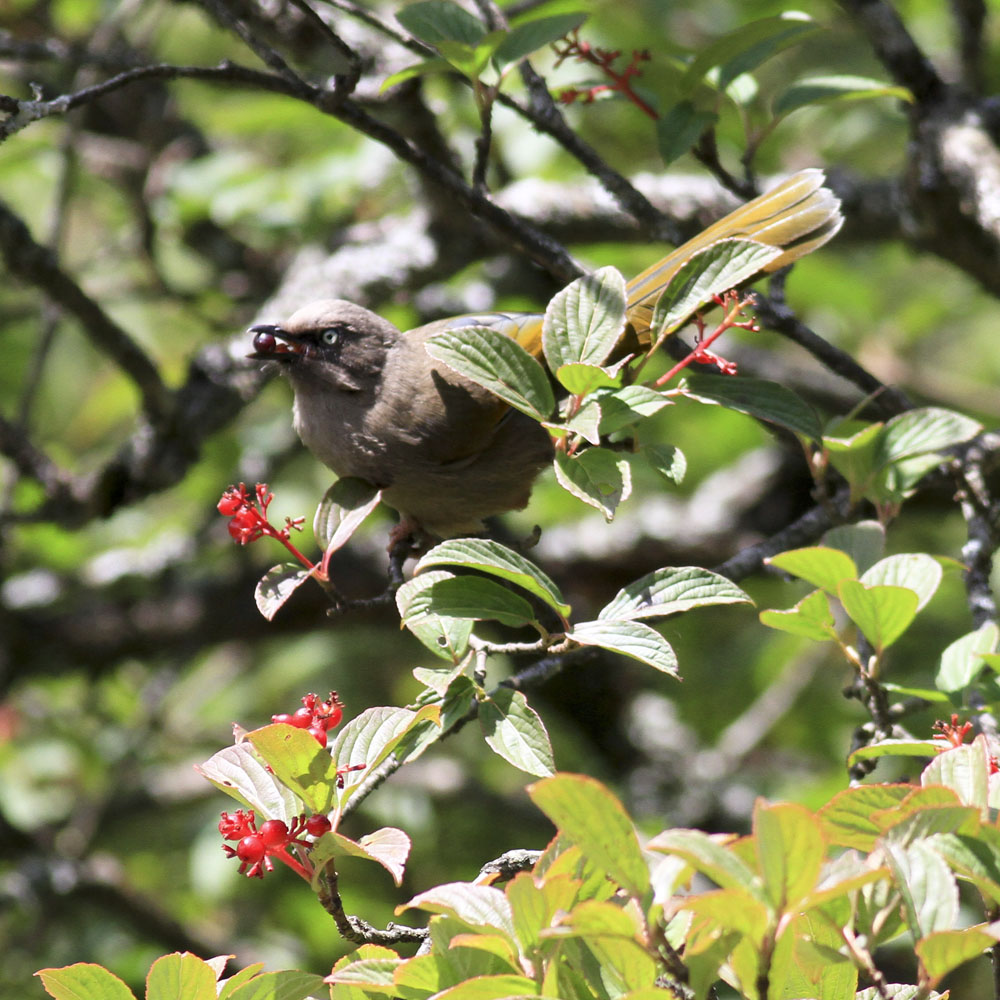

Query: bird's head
[247,299,400,392]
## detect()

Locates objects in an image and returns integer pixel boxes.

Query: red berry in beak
[253,330,277,353]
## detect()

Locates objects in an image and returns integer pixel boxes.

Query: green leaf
[838,581,919,653]
[552,447,631,520]
[570,618,678,675]
[437,35,501,79]
[818,784,913,851]
[876,406,982,466]
[195,741,302,822]
[684,374,824,441]
[754,801,825,911]
[759,589,837,642]
[480,687,555,777]
[648,827,760,895]
[308,827,411,888]
[325,956,402,988]
[328,706,442,805]
[774,74,913,115]
[216,962,265,1000]
[400,573,537,628]
[382,55,455,91]
[417,538,570,617]
[656,100,718,165]
[683,12,819,93]
[651,239,783,338]
[146,953,218,1000]
[766,546,858,593]
[401,882,517,939]
[400,676,477,762]
[429,975,547,999]
[542,266,626,372]
[883,839,958,939]
[822,520,885,576]
[556,396,601,445]
[595,385,672,434]
[254,563,311,621]
[313,477,382,553]
[554,362,622,395]
[916,925,1000,984]
[247,723,341,814]
[824,421,882,497]
[861,553,941,611]
[846,739,944,767]
[644,443,687,483]
[426,327,555,421]
[923,738,994,817]
[494,12,587,65]
[225,970,326,999]
[396,571,473,661]
[599,566,751,621]
[36,963,137,1000]
[936,623,999,693]
[530,774,650,897]
[397,0,485,46]
[932,830,1000,907]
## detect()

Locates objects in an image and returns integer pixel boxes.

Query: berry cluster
[272,691,345,748]
[553,31,654,119]
[933,713,1000,773]
[217,482,315,571]
[219,809,331,880]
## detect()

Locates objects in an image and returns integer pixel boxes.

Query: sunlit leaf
[254,563,312,621]
[651,240,783,338]
[427,327,555,421]
[936,623,999,693]
[600,566,751,620]
[543,266,626,372]
[838,581,919,653]
[759,589,836,642]
[766,546,857,593]
[530,774,649,897]
[417,538,570,617]
[36,963,138,1000]
[570,618,678,675]
[480,688,555,777]
[552,447,631,520]
[861,553,942,612]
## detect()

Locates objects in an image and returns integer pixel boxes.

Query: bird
[248,169,842,540]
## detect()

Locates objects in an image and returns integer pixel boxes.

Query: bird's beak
[246,323,315,361]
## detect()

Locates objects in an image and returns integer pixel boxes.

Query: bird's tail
[469,168,842,359]
[623,168,842,339]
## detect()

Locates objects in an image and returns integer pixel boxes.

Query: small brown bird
[248,169,842,539]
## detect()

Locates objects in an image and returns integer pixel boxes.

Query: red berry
[290,707,314,728]
[306,815,332,837]
[308,725,328,747]
[217,493,244,515]
[236,834,265,863]
[259,819,289,848]
[272,713,293,725]
[322,704,343,730]
[253,330,277,353]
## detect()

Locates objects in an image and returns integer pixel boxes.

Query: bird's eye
[321,328,340,346]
